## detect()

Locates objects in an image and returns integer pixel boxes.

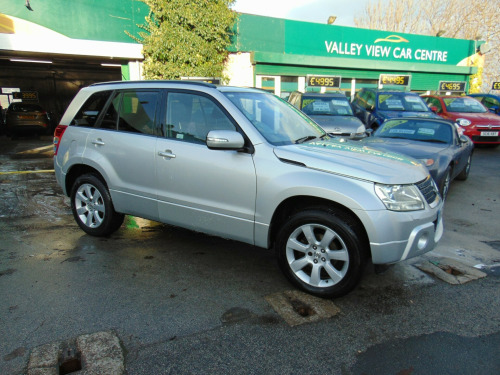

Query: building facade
[0,1,479,117]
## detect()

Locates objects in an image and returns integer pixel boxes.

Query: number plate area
[481,131,499,137]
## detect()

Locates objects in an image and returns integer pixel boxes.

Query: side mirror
[430,106,439,113]
[206,130,245,150]
[459,134,469,144]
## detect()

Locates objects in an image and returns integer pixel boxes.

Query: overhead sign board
[379,74,410,87]
[306,75,341,88]
[438,81,466,92]
[12,91,39,101]
[492,82,500,90]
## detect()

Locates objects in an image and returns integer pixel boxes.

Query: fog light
[417,234,429,250]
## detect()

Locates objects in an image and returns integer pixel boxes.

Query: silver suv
[54,81,443,298]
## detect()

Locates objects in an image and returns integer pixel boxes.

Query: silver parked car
[53,81,443,298]
[288,91,366,139]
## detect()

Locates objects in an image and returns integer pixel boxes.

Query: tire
[440,167,451,201]
[456,154,472,181]
[70,174,124,236]
[275,208,366,298]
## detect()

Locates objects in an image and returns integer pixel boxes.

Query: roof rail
[89,80,217,89]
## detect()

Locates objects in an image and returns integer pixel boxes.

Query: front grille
[416,176,438,205]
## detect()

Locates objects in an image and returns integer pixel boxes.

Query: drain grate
[415,257,487,285]
[265,290,340,326]
[59,348,82,375]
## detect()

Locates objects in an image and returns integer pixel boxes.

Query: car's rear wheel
[276,208,366,298]
[456,154,472,181]
[70,174,124,236]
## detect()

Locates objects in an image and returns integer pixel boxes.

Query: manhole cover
[265,290,340,326]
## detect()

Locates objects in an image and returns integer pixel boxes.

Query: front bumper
[363,203,443,264]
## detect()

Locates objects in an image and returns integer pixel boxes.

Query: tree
[354,0,499,92]
[128,0,236,80]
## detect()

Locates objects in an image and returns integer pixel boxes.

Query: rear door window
[100,90,159,135]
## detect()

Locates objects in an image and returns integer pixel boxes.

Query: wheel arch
[65,164,108,197]
[268,196,370,256]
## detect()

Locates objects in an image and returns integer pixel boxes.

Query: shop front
[227,14,479,98]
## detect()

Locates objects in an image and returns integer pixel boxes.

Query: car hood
[309,115,364,132]
[274,138,428,185]
[378,110,438,120]
[360,137,448,159]
[444,112,500,123]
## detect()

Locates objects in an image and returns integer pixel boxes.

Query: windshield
[223,91,327,146]
[301,96,354,116]
[377,93,430,112]
[443,97,487,113]
[375,119,452,144]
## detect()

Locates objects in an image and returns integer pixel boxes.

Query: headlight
[419,158,434,167]
[456,118,471,126]
[375,183,425,211]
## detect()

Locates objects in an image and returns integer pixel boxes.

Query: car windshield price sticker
[492,82,500,90]
[307,75,341,88]
[439,81,466,92]
[379,74,410,86]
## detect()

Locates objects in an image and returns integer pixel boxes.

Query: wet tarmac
[0,135,499,374]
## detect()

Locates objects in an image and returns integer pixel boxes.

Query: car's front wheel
[456,154,472,181]
[276,208,366,298]
[440,167,451,201]
[70,174,124,236]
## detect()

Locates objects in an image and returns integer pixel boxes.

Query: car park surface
[53,80,443,298]
[360,117,474,201]
[1,135,499,375]
[351,88,439,131]
[422,95,500,145]
[5,102,51,138]
[287,91,366,139]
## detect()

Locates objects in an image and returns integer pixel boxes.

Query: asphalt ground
[0,135,499,374]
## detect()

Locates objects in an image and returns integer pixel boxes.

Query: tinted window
[117,91,158,135]
[8,103,44,112]
[100,90,159,135]
[165,92,235,144]
[71,90,112,127]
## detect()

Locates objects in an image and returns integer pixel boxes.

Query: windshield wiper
[295,135,318,144]
[421,139,448,144]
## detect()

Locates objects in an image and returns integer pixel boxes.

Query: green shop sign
[284,21,474,66]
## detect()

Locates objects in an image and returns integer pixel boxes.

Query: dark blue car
[360,117,473,201]
[351,88,439,131]
[468,93,500,115]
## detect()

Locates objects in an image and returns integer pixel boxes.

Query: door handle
[91,139,105,146]
[158,150,176,159]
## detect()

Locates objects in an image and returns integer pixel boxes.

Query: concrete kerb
[27,331,125,375]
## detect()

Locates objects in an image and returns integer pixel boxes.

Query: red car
[422,95,500,145]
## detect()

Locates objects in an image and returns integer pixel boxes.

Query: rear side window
[71,91,112,127]
[100,90,159,135]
